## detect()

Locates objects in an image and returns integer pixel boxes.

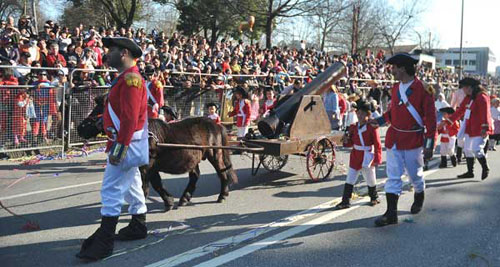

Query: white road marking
[194,198,368,267]
[0,181,102,201]
[145,196,349,267]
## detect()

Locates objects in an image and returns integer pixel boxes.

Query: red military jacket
[0,75,18,107]
[438,119,460,143]
[379,77,436,150]
[228,99,251,127]
[147,78,164,118]
[103,65,147,149]
[344,122,382,170]
[261,99,276,116]
[449,93,492,137]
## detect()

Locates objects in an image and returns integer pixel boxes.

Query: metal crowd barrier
[0,65,66,155]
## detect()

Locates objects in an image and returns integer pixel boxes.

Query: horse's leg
[179,165,200,206]
[147,169,175,212]
[208,150,230,203]
[139,166,150,198]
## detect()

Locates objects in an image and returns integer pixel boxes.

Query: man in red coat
[336,100,382,209]
[76,37,149,262]
[371,53,436,227]
[441,78,492,180]
[144,64,164,119]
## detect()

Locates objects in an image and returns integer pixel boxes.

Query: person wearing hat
[161,105,178,123]
[76,37,149,262]
[437,107,460,168]
[337,99,382,209]
[206,102,221,124]
[441,77,492,180]
[144,64,164,119]
[228,86,251,139]
[371,53,437,227]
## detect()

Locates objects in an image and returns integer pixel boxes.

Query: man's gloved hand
[424,138,434,160]
[109,142,128,165]
[153,103,159,114]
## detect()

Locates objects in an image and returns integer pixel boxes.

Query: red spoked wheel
[306,138,336,181]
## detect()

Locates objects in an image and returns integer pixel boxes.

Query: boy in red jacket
[336,100,382,209]
[437,107,460,168]
[228,87,251,139]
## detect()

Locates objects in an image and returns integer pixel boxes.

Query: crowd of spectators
[0,15,499,152]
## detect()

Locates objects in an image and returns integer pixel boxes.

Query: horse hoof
[164,205,173,212]
[178,199,189,206]
[217,196,226,203]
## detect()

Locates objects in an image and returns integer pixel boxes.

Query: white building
[434,47,496,76]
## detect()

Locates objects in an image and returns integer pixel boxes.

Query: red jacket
[379,78,436,150]
[261,99,277,116]
[438,120,460,143]
[344,123,382,170]
[103,65,148,149]
[146,78,164,119]
[338,94,347,116]
[228,99,251,127]
[45,53,67,67]
[0,76,18,106]
[449,93,492,137]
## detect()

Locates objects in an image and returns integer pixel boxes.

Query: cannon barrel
[258,62,346,137]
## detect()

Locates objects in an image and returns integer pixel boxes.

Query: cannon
[258,62,346,138]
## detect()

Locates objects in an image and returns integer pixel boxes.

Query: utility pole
[351,0,360,55]
[459,0,464,80]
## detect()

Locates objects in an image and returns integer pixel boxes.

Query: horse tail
[220,125,238,184]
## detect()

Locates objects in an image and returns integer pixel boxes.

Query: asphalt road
[0,136,499,267]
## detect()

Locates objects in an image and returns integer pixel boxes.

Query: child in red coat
[261,88,277,117]
[228,87,251,139]
[437,107,460,168]
[337,100,382,209]
[206,103,221,124]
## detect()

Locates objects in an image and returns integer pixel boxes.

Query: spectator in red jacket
[45,42,66,67]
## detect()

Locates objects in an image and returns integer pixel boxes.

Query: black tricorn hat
[354,99,372,112]
[233,86,249,98]
[439,107,455,114]
[102,37,142,58]
[161,106,178,119]
[385,53,419,65]
[145,64,155,74]
[458,77,480,88]
[206,102,219,109]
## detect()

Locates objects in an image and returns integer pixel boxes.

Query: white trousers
[101,158,147,217]
[385,146,425,195]
[345,167,376,187]
[463,134,487,158]
[440,137,456,156]
[237,126,248,138]
[457,136,464,148]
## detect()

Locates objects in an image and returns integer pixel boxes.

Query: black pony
[78,95,238,211]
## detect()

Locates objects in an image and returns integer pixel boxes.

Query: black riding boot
[375,193,399,227]
[450,155,457,167]
[439,156,447,168]
[116,214,147,241]
[368,186,380,206]
[456,147,463,164]
[76,216,118,261]
[336,184,353,210]
[477,157,489,180]
[457,157,475,178]
[410,191,424,214]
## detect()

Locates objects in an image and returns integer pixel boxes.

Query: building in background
[496,66,500,78]
[434,47,496,76]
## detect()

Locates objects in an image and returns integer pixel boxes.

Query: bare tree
[307,0,350,51]
[375,0,423,55]
[414,28,440,53]
[0,0,23,21]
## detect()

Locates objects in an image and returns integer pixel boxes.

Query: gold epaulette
[125,72,143,88]
[421,81,435,95]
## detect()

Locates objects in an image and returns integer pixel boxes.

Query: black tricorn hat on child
[439,107,455,114]
[354,99,372,112]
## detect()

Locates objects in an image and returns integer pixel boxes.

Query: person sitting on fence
[144,64,164,119]
[206,102,220,124]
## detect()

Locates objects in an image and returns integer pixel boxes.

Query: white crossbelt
[146,82,158,105]
[355,124,373,151]
[457,100,473,139]
[354,144,373,151]
[107,102,146,141]
[399,82,424,128]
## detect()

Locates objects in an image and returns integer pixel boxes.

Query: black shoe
[375,193,399,227]
[410,192,424,214]
[477,157,489,180]
[456,147,463,164]
[76,216,118,261]
[439,156,447,168]
[116,214,147,241]
[450,155,457,167]
[335,184,353,210]
[457,157,475,178]
[368,186,380,206]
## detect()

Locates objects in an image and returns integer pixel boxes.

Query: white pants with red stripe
[440,137,456,156]
[100,158,147,217]
[345,167,376,187]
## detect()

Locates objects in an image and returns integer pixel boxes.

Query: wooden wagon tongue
[155,142,264,152]
[258,61,346,139]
